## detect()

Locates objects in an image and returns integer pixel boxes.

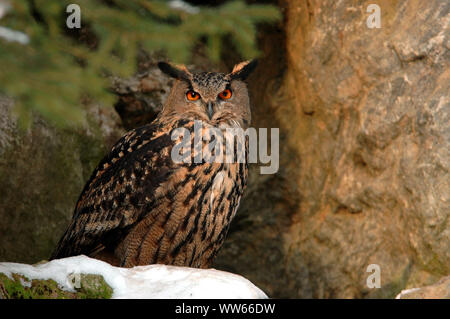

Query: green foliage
[0,0,280,128]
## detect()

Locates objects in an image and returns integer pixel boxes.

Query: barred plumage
[51,60,256,268]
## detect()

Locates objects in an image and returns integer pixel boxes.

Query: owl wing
[50,121,178,260]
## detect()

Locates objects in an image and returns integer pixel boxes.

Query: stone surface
[0,96,124,264]
[0,272,112,299]
[214,0,449,298]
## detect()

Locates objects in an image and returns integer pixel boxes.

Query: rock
[111,67,169,131]
[396,276,450,299]
[111,51,224,131]
[0,255,267,299]
[0,96,125,264]
[0,272,112,299]
[76,274,114,299]
[213,0,449,298]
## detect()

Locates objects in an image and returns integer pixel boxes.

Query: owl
[50,60,257,268]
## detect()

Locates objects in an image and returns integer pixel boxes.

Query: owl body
[51,60,256,268]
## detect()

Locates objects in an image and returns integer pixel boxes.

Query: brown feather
[51,62,254,268]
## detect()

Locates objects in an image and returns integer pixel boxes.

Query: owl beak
[207,101,214,120]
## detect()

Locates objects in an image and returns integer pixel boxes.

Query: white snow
[395,287,421,299]
[0,1,11,20]
[0,255,268,299]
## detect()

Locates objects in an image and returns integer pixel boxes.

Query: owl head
[158,60,257,129]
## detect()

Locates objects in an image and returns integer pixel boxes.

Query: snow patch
[395,287,421,299]
[0,255,267,299]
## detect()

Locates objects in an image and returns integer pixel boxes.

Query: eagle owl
[50,60,257,268]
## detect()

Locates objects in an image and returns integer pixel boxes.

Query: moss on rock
[76,274,113,299]
[0,272,113,299]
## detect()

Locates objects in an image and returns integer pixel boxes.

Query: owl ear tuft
[228,59,258,81]
[158,62,191,81]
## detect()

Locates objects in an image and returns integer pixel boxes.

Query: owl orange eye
[186,90,200,101]
[219,89,232,100]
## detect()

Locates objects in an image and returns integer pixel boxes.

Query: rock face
[213,0,449,298]
[0,96,124,264]
[111,58,169,131]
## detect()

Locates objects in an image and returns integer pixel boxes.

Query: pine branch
[0,0,281,128]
